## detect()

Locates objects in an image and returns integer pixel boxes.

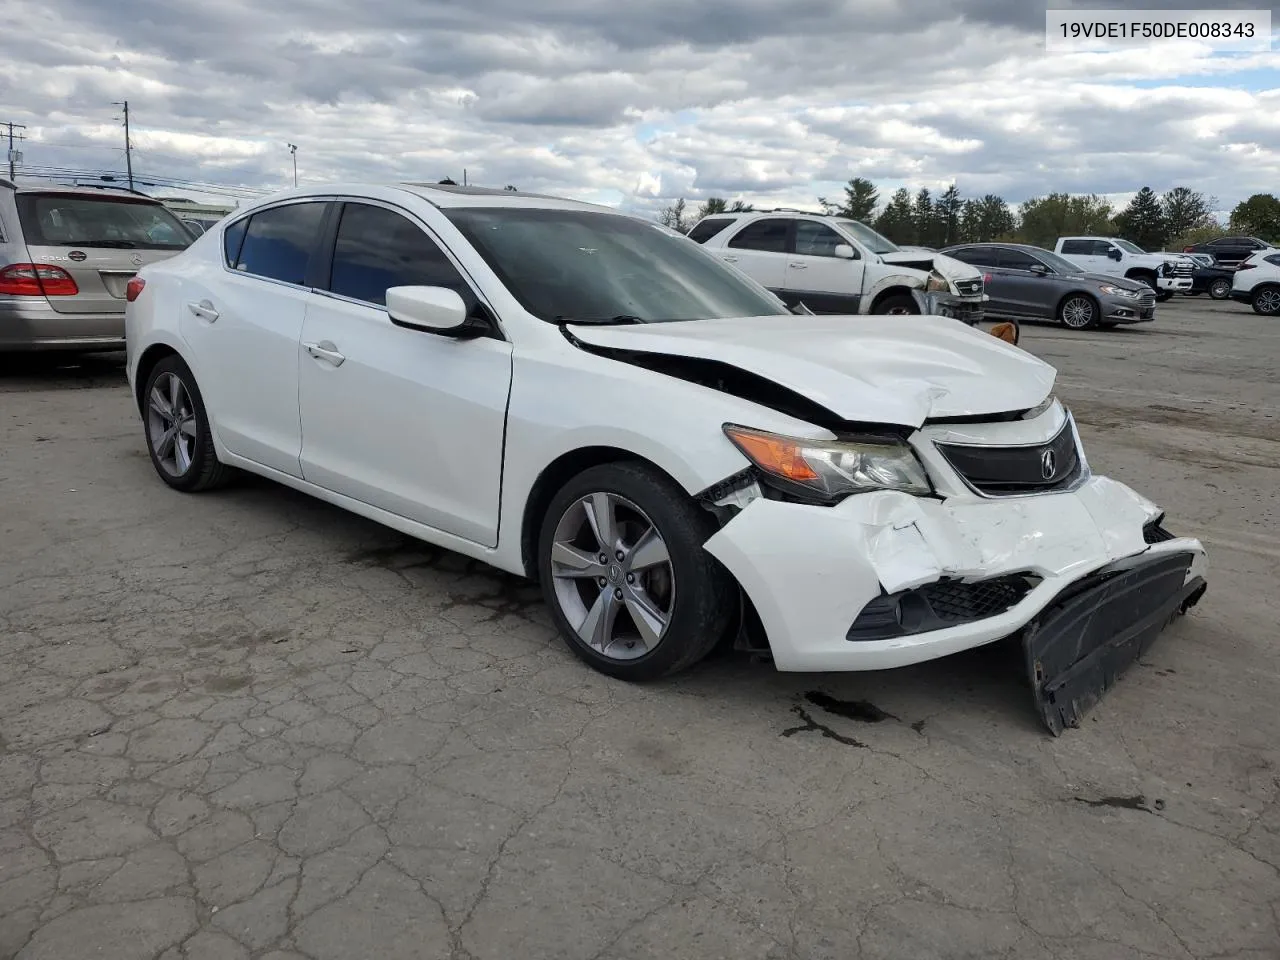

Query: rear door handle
[187,300,219,322]
[722,256,739,263]
[304,340,346,367]
[789,262,808,269]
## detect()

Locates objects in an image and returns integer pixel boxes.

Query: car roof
[946,241,1048,253]
[4,181,162,202]
[237,181,618,215]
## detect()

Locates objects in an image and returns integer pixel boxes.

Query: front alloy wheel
[537,462,734,680]
[1253,287,1280,316]
[1208,278,1232,300]
[1060,295,1097,330]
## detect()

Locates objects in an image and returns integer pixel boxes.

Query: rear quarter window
[1058,240,1092,256]
[686,217,734,244]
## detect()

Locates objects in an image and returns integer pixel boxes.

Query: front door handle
[722,256,739,263]
[187,300,219,322]
[304,340,346,367]
[789,262,808,269]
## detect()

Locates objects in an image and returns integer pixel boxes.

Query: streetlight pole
[287,143,297,187]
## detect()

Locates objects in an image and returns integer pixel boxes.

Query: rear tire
[1208,278,1232,300]
[142,355,233,492]
[1252,286,1280,316]
[536,462,735,680]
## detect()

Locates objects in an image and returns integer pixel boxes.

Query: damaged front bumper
[702,476,1206,732]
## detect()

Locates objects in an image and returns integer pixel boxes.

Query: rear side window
[686,217,734,244]
[728,218,790,253]
[233,202,326,285]
[1265,254,1280,267]
[15,194,191,250]
[222,219,248,266]
[1058,240,1093,256]
[326,202,475,309]
[947,246,997,267]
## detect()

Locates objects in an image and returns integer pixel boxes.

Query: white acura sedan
[125,183,1207,733]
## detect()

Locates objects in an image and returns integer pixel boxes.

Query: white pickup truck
[690,211,987,321]
[1054,237,1193,301]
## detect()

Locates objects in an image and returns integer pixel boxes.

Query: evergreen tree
[960,194,1016,242]
[658,198,690,232]
[913,188,935,246]
[936,184,963,246]
[1160,187,1215,242]
[1115,187,1169,251]
[874,188,916,244]
[819,177,879,221]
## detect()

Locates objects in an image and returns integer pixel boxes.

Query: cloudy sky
[1,0,1277,217]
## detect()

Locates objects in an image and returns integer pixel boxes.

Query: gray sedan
[942,243,1156,330]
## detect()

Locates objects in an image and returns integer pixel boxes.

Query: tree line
[659,179,1280,251]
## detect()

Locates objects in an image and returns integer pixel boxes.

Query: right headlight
[723,424,932,503]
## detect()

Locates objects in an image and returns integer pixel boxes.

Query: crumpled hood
[569,314,1056,427]
[880,250,982,283]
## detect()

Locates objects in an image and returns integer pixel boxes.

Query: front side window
[444,207,789,324]
[836,219,898,255]
[727,218,791,253]
[233,202,327,285]
[1113,239,1146,255]
[15,194,193,250]
[947,246,997,267]
[327,203,475,309]
[997,249,1042,271]
[794,221,851,257]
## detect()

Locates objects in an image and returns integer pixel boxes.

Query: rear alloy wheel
[1059,295,1098,330]
[1208,279,1232,300]
[875,293,920,316]
[143,355,232,492]
[1253,287,1280,316]
[538,462,734,680]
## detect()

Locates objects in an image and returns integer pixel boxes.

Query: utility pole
[287,144,297,186]
[112,101,134,190]
[4,121,25,180]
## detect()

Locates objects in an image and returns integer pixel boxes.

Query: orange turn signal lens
[723,426,819,482]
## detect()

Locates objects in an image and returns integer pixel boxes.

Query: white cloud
[0,0,1276,215]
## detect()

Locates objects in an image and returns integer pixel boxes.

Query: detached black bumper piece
[1023,552,1206,736]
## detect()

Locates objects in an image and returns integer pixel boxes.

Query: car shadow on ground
[0,351,127,389]
[209,470,1046,739]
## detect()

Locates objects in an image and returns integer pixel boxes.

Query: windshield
[443,207,789,323]
[837,219,899,255]
[16,193,192,250]
[1113,239,1147,255]
[1035,249,1087,274]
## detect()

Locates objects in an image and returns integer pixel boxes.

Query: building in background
[155,196,236,234]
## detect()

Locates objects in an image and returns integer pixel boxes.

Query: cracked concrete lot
[1,298,1278,960]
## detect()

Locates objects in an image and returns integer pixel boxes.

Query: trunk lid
[15,191,190,315]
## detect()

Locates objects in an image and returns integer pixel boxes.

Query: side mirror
[1029,263,1050,276]
[386,286,474,336]
[1107,247,1123,261]
[833,243,856,259]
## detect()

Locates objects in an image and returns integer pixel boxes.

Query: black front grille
[1139,290,1157,309]
[847,573,1040,642]
[955,278,984,297]
[1143,519,1176,544]
[935,418,1082,496]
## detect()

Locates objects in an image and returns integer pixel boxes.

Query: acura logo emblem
[1040,449,1057,480]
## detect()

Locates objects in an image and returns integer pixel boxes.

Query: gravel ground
[1,297,1277,960]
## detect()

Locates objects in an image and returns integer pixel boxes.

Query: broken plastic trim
[846,573,1042,642]
[1023,551,1205,736]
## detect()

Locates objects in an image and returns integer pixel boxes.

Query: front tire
[537,462,735,680]
[1208,279,1232,300]
[1058,294,1098,330]
[874,293,920,316]
[1253,286,1280,316]
[142,355,232,492]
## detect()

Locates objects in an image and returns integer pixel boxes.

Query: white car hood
[879,250,982,282]
[569,314,1056,427]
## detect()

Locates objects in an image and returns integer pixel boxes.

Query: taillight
[1182,246,1194,252]
[0,263,79,297]
[983,273,992,283]
[126,276,146,302]
[1237,263,1255,271]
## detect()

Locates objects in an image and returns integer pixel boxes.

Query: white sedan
[125,182,1207,733]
